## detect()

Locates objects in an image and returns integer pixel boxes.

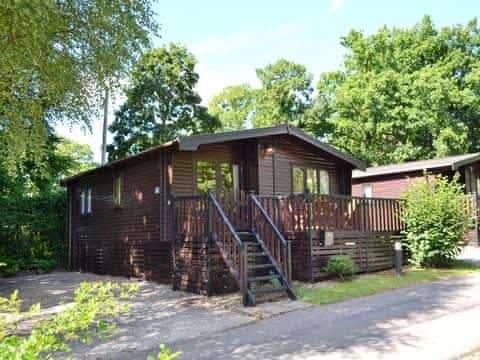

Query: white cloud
[195,63,259,104]
[190,24,310,56]
[330,0,344,14]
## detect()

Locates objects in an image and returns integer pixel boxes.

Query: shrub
[325,255,356,280]
[0,190,66,276]
[402,173,471,268]
[0,282,138,359]
[148,344,182,360]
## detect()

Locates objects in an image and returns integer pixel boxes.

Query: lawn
[296,260,480,306]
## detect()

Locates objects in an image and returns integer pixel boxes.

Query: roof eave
[61,140,178,185]
[452,154,480,170]
[286,125,366,170]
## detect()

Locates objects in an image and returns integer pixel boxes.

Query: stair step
[248,275,281,282]
[249,263,275,270]
[247,252,268,257]
[251,286,289,295]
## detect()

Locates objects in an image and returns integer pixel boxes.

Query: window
[80,187,92,215]
[292,166,305,193]
[319,169,330,194]
[362,183,372,198]
[220,163,233,190]
[306,168,318,193]
[292,166,330,194]
[113,177,122,207]
[196,160,217,194]
[196,160,240,194]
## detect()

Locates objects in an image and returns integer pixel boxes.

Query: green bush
[0,282,138,359]
[0,190,66,276]
[325,255,356,280]
[148,344,182,360]
[402,173,470,267]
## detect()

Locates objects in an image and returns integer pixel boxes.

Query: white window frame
[362,183,372,198]
[80,187,92,215]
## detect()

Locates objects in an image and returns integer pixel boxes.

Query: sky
[56,0,480,162]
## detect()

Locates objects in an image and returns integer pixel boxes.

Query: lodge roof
[63,124,365,184]
[352,153,480,180]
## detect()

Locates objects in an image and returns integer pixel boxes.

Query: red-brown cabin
[65,125,405,305]
[352,153,480,245]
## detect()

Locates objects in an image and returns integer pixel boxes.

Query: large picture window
[197,160,217,194]
[319,169,330,194]
[292,166,330,194]
[292,166,305,193]
[196,160,240,194]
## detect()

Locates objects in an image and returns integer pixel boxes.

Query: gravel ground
[0,271,255,358]
[0,271,307,359]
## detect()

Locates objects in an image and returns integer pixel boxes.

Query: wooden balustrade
[250,194,292,282]
[258,192,405,233]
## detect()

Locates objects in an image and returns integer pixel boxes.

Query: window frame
[195,159,240,195]
[291,164,330,194]
[80,186,92,216]
[113,176,122,208]
[362,183,372,198]
[292,165,306,193]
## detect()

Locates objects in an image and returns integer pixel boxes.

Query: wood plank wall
[258,136,341,195]
[69,153,172,282]
[285,230,402,280]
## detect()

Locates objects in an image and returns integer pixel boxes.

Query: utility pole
[101,86,109,165]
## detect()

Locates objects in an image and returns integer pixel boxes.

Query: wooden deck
[172,191,408,296]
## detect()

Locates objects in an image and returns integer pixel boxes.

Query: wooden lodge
[64,125,405,305]
[352,154,480,245]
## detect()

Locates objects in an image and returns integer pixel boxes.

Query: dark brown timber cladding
[285,230,400,280]
[258,135,341,195]
[352,168,456,199]
[172,196,237,295]
[69,153,172,282]
[171,143,235,195]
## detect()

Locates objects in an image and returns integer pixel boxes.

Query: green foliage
[209,59,313,130]
[0,282,138,359]
[108,43,220,160]
[324,255,357,281]
[402,173,470,267]
[148,344,182,360]
[253,59,314,128]
[0,134,94,276]
[0,190,67,276]
[208,84,255,130]
[0,0,158,175]
[305,16,480,165]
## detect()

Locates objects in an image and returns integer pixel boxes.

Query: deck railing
[249,193,292,282]
[207,191,245,285]
[258,191,405,233]
[172,191,249,304]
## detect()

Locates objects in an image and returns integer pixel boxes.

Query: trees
[209,59,314,130]
[0,0,158,174]
[253,59,314,128]
[305,16,480,165]
[108,44,219,160]
[0,137,95,275]
[208,84,255,130]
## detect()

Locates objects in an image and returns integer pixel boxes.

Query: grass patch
[296,260,480,306]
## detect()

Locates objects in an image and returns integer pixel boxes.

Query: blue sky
[57,0,479,162]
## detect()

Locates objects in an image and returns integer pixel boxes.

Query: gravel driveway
[0,272,255,358]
